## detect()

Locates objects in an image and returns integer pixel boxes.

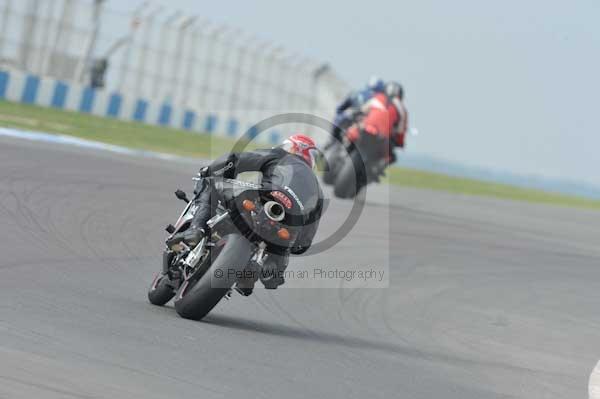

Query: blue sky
[110,0,600,186]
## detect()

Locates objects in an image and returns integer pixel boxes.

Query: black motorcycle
[147,174,318,320]
[323,131,388,199]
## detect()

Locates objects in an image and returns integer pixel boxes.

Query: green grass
[0,100,251,158]
[385,167,600,210]
[1,100,599,210]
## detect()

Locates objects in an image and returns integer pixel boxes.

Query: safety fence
[0,68,323,145]
[0,0,349,142]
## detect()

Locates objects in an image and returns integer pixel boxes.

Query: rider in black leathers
[168,135,323,294]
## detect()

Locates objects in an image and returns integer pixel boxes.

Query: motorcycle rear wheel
[334,151,367,199]
[174,234,254,320]
[322,150,341,185]
[322,165,337,185]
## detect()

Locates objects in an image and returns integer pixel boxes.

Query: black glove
[166,228,205,249]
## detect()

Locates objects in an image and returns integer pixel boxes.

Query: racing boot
[260,252,289,289]
[234,262,260,296]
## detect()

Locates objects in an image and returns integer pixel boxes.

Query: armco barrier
[0,69,281,145]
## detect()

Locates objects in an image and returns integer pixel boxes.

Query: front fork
[162,250,174,274]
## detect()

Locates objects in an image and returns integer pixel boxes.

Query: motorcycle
[147,174,317,320]
[323,128,389,199]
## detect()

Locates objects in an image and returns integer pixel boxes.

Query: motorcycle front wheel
[147,273,176,306]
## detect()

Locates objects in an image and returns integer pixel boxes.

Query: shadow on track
[201,313,532,374]
[203,313,406,354]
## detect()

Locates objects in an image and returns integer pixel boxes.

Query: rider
[167,134,323,295]
[327,76,386,147]
[346,81,408,173]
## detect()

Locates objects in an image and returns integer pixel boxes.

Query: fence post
[258,46,284,110]
[0,0,12,66]
[46,0,75,78]
[35,0,56,75]
[152,11,182,99]
[228,35,256,112]
[242,41,268,110]
[197,25,228,111]
[310,63,330,115]
[272,53,292,114]
[214,28,240,111]
[181,21,210,108]
[289,58,311,111]
[19,0,41,71]
[75,0,106,84]
[117,2,149,92]
[171,15,197,105]
[134,5,163,98]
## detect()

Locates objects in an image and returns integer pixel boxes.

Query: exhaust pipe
[264,201,285,222]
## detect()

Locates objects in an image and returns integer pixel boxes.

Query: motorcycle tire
[174,234,254,320]
[334,151,367,199]
[147,273,176,306]
[322,164,338,185]
[322,148,341,185]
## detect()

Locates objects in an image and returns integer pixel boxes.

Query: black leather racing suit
[191,148,324,288]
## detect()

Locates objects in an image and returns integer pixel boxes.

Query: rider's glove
[199,166,210,177]
[166,228,205,249]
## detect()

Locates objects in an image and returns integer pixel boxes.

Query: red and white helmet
[280,134,319,168]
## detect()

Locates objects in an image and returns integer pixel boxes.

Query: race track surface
[1,136,599,398]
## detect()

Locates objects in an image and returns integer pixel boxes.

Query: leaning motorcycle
[147,174,318,320]
[323,129,389,199]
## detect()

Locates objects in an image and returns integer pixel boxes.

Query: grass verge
[385,168,600,210]
[1,100,599,210]
[0,100,250,158]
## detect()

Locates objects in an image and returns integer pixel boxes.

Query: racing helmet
[280,134,319,169]
[368,76,385,92]
[385,81,404,100]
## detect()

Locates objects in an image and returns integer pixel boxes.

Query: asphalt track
[0,135,599,398]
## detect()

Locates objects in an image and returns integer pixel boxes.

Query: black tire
[322,165,337,185]
[333,152,366,199]
[148,273,176,306]
[174,234,254,320]
[322,148,340,185]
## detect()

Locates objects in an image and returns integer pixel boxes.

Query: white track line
[0,126,195,163]
[590,361,600,399]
